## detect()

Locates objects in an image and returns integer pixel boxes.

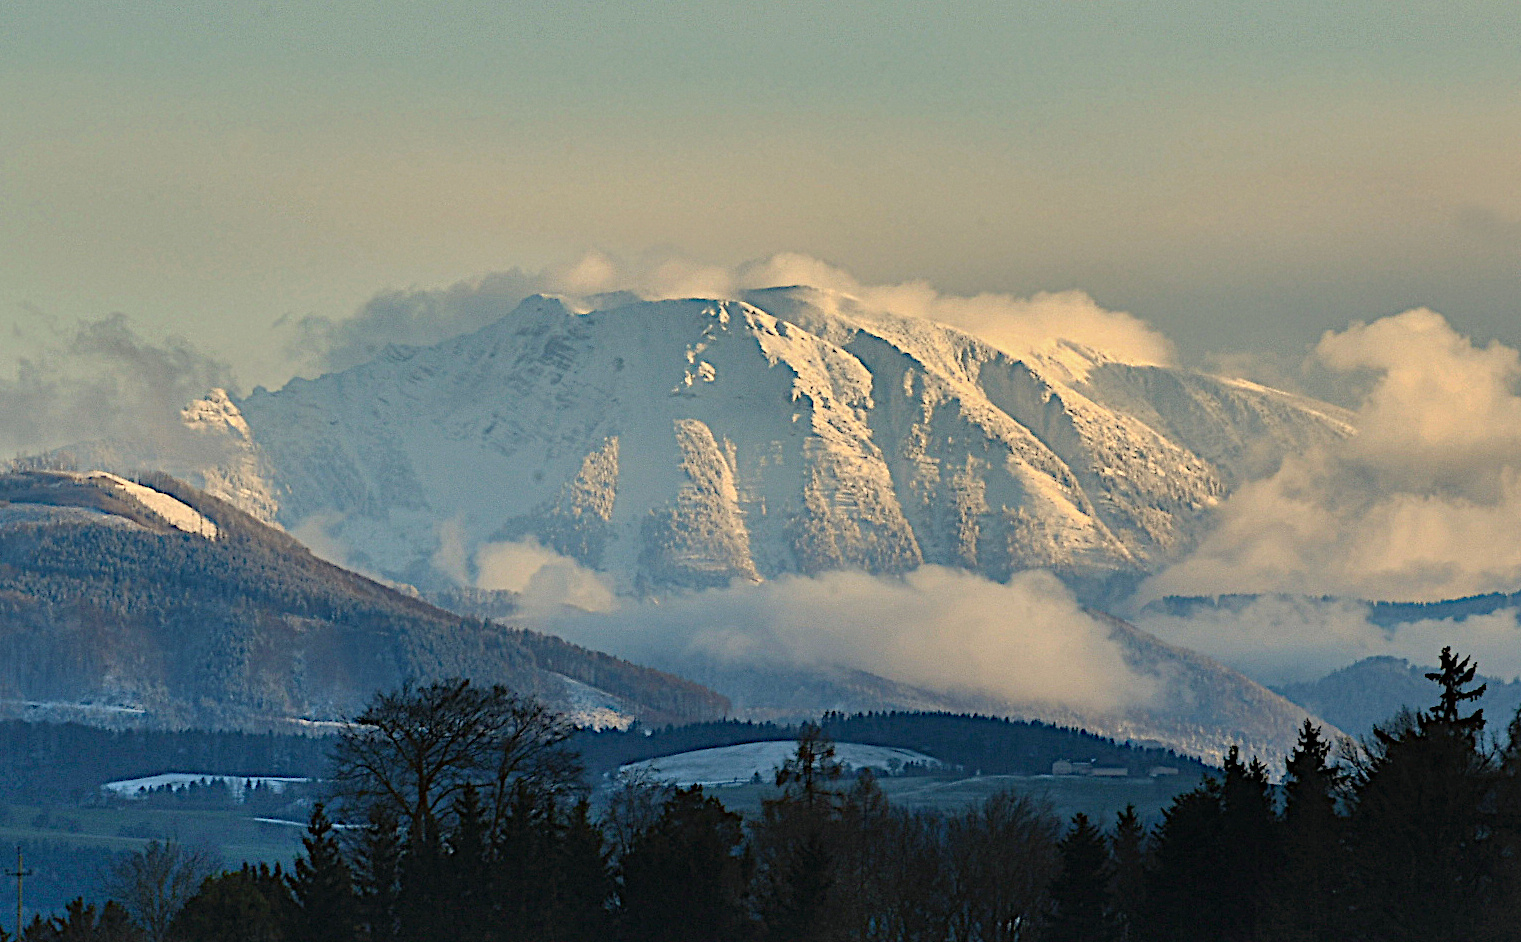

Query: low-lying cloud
[289,251,1175,377]
[473,538,616,614]
[543,566,1158,715]
[1148,308,1521,604]
[1136,596,1521,687]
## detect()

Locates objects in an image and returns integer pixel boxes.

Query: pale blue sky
[2,0,1518,386]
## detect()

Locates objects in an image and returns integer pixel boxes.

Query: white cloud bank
[544,567,1158,715]
[1147,308,1521,604]
[473,538,616,614]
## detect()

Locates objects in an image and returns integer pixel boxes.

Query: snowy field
[619,741,940,787]
[103,773,309,800]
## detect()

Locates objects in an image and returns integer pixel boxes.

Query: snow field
[619,740,940,787]
[102,773,308,800]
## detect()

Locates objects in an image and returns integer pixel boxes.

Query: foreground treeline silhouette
[23,646,1521,941]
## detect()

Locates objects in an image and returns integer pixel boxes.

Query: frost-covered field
[620,741,939,787]
[103,773,309,800]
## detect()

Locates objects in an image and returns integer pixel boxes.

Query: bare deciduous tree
[331,678,581,842]
[107,838,217,942]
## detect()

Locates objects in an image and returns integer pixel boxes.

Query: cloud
[285,269,550,375]
[1136,596,1521,687]
[432,517,618,612]
[474,538,616,614]
[544,566,1157,715]
[1146,308,1521,604]
[735,253,1176,366]
[288,512,366,571]
[0,314,238,466]
[290,251,1175,376]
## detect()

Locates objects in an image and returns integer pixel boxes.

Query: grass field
[0,804,305,860]
[0,803,305,924]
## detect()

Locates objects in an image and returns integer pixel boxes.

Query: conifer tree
[754,724,847,942]
[1483,706,1521,939]
[352,806,401,942]
[441,785,491,942]
[1264,721,1344,942]
[552,800,613,942]
[1346,647,1497,942]
[1427,645,1487,736]
[1217,747,1278,941]
[1046,813,1117,942]
[489,781,552,941]
[1140,779,1224,942]
[288,803,356,942]
[618,786,749,942]
[171,865,291,942]
[1109,805,1146,940]
[775,723,845,813]
[764,831,834,942]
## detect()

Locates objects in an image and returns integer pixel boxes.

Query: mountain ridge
[160,288,1353,600]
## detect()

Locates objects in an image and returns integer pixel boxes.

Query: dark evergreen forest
[0,706,1201,808]
[16,651,1521,942]
[574,711,1208,780]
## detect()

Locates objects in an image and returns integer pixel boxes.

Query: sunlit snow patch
[555,675,636,731]
[619,741,940,787]
[84,472,218,538]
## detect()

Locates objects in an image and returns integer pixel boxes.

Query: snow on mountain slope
[82,472,218,538]
[0,470,217,539]
[199,288,1350,598]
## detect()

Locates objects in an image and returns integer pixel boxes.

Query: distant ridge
[0,469,728,729]
[1146,591,1521,627]
[574,710,1213,779]
[1275,656,1521,739]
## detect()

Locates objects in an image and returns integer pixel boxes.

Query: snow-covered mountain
[176,287,1349,598]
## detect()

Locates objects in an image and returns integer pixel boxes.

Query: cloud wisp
[473,537,617,614]
[1136,595,1521,687]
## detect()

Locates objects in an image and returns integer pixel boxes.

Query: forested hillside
[0,470,727,729]
[1275,655,1521,738]
[0,722,330,804]
[574,711,1209,779]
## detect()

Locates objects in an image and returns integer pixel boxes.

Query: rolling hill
[0,469,728,729]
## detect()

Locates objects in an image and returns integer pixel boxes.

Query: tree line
[574,711,1207,780]
[19,646,1521,941]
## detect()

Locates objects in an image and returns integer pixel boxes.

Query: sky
[3,1,1519,390]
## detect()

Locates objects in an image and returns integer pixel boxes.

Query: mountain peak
[150,287,1351,602]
